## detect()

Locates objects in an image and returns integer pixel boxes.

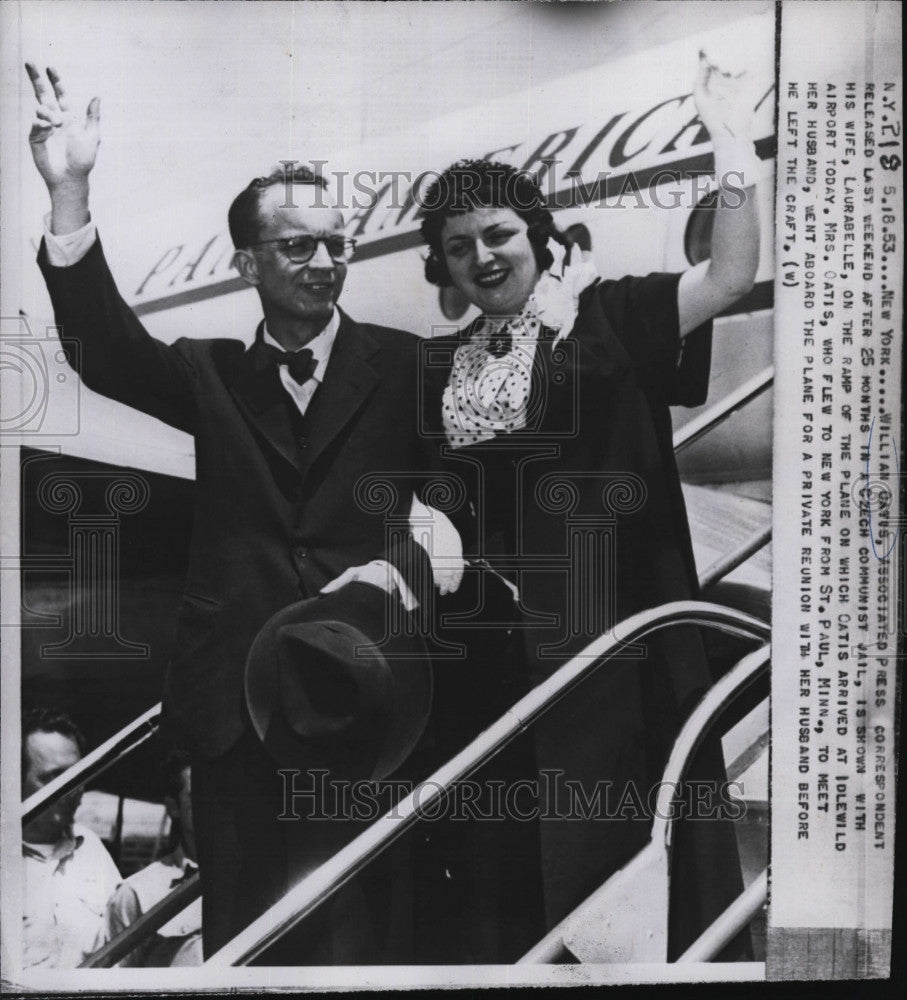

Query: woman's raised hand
[26,64,100,191]
[693,50,758,146]
[675,51,763,335]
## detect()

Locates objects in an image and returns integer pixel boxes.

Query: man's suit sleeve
[374,336,442,609]
[38,237,198,434]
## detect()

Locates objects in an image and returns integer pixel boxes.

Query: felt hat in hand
[244,581,432,781]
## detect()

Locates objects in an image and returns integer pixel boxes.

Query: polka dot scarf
[442,312,543,448]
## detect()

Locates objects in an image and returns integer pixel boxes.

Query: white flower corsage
[529,238,600,346]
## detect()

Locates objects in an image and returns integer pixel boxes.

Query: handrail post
[673,366,774,453]
[677,870,768,962]
[698,525,773,591]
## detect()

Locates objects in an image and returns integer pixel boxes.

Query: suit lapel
[301,310,380,477]
[229,322,302,476]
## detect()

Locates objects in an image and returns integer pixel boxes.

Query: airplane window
[684,190,720,265]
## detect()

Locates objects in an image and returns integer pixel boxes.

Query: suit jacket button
[294,545,308,559]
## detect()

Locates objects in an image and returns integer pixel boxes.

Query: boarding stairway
[20,366,774,968]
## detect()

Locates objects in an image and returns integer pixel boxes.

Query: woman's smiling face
[441,206,541,317]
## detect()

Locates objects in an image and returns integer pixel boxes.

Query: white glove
[409,495,464,596]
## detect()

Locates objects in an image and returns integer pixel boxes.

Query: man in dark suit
[25,64,461,961]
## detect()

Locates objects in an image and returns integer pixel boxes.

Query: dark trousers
[410,730,546,963]
[192,731,413,965]
[409,591,547,964]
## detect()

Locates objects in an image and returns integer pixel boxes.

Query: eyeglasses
[245,235,357,264]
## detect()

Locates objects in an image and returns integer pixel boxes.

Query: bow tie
[266,346,318,385]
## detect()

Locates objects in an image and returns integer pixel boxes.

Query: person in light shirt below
[106,750,202,967]
[22,708,121,969]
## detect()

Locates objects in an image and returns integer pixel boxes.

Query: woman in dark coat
[417,55,766,959]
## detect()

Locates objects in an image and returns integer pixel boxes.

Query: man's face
[22,730,83,845]
[240,184,348,327]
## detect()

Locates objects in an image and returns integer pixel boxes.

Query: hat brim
[245,582,432,781]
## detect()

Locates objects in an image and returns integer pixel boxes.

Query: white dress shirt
[105,846,202,967]
[262,315,337,416]
[22,824,122,969]
[41,216,98,267]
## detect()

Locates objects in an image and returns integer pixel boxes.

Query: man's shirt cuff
[43,214,97,266]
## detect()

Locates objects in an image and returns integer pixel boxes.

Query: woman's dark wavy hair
[419,159,567,287]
